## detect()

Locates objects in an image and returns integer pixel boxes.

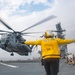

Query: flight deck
[0,59,75,75]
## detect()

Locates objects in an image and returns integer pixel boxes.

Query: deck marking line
[0,62,19,68]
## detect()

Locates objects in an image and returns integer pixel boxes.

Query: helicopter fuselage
[0,33,32,56]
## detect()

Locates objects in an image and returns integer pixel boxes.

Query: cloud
[0,0,57,31]
[0,0,58,18]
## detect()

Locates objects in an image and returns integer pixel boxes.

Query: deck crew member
[24,30,75,75]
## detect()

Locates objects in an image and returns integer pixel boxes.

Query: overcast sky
[0,0,75,59]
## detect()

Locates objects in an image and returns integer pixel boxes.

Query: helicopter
[0,15,57,56]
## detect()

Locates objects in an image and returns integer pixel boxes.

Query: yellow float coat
[25,38,75,59]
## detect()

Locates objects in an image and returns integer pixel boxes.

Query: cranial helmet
[45,30,54,38]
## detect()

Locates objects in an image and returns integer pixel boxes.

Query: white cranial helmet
[45,30,54,38]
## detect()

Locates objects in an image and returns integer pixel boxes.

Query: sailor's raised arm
[56,38,75,45]
[24,40,42,45]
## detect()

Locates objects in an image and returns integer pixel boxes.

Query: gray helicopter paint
[0,33,32,56]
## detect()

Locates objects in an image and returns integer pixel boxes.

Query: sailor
[24,30,75,75]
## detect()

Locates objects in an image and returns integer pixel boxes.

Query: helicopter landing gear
[11,52,14,56]
[25,52,28,56]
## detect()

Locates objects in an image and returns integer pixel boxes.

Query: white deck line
[0,62,19,68]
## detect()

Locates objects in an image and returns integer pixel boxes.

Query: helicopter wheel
[25,52,28,56]
[11,52,14,56]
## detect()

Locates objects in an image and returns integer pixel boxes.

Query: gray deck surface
[0,59,75,75]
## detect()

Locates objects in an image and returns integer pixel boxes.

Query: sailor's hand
[21,40,26,44]
[24,40,26,44]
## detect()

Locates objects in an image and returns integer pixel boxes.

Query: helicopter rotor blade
[22,31,44,34]
[0,18,15,32]
[21,15,57,32]
[51,30,66,32]
[22,34,38,37]
[0,30,12,33]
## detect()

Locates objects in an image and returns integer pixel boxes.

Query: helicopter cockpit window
[0,34,8,44]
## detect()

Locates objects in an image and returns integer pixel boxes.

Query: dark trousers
[43,58,59,75]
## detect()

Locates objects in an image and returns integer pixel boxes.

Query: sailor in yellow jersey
[24,30,75,75]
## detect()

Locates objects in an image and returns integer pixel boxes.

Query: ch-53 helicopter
[0,15,58,56]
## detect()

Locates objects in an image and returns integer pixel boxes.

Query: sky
[0,0,75,60]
